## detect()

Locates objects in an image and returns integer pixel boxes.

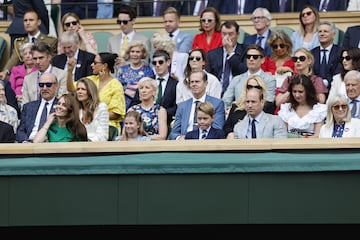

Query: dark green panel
[0,178,9,226]
[249,172,360,223]
[117,175,139,224]
[9,176,119,226]
[137,174,249,224]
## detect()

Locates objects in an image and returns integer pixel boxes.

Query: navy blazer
[16,99,58,143]
[343,25,360,49]
[138,1,182,16]
[185,127,225,140]
[243,30,272,57]
[130,76,178,125]
[180,0,221,15]
[3,80,20,118]
[260,0,304,12]
[308,0,347,11]
[0,121,15,143]
[169,95,225,140]
[311,44,342,87]
[219,0,259,14]
[52,49,95,81]
[205,43,247,83]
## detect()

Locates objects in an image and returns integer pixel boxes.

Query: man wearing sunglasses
[243,7,273,57]
[16,72,58,143]
[22,42,67,105]
[206,20,247,96]
[222,44,276,113]
[311,21,342,89]
[107,5,151,67]
[0,10,57,81]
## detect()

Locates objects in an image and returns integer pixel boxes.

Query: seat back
[92,31,113,52]
[0,36,7,62]
[270,27,294,39]
[108,125,119,141]
[238,28,250,44]
[334,28,345,46]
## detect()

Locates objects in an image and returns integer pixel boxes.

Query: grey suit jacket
[22,66,68,105]
[174,31,193,54]
[222,71,276,108]
[233,112,287,139]
[107,32,151,63]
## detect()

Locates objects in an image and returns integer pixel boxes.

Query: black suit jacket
[52,49,95,81]
[16,98,58,143]
[220,0,259,14]
[185,127,225,140]
[137,0,182,16]
[205,43,247,83]
[0,121,15,143]
[3,80,20,118]
[308,0,347,11]
[129,76,178,125]
[180,0,221,15]
[311,44,342,87]
[260,0,296,12]
[343,25,360,49]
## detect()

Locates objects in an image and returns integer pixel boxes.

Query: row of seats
[92,26,345,53]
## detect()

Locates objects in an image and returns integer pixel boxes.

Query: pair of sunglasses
[272,43,285,49]
[64,21,78,27]
[340,56,352,62]
[117,19,130,25]
[38,82,55,88]
[247,84,262,90]
[292,56,307,62]
[332,104,348,110]
[246,54,263,60]
[189,56,202,61]
[200,18,214,23]
[152,60,165,65]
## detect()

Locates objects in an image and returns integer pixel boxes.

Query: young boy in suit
[185,102,225,140]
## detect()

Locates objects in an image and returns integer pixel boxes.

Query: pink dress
[9,64,37,95]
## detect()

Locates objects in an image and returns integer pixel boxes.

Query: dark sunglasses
[332,104,348,110]
[302,11,312,17]
[247,84,262,90]
[189,56,202,61]
[292,56,307,62]
[117,19,130,25]
[272,43,285,49]
[152,60,165,65]
[64,21,78,27]
[200,18,214,23]
[246,54,263,60]
[340,56,352,62]
[39,82,55,88]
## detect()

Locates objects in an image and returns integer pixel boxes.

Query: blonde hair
[294,48,314,75]
[197,102,215,118]
[151,33,176,58]
[124,40,149,60]
[138,77,158,101]
[121,111,148,141]
[235,75,268,111]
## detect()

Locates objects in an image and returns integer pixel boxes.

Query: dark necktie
[222,54,231,96]
[193,100,200,130]
[31,37,36,44]
[201,129,207,139]
[156,78,164,104]
[169,32,174,38]
[319,49,328,79]
[39,102,49,129]
[351,100,358,118]
[256,36,264,47]
[251,119,257,139]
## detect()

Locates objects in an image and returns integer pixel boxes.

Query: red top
[262,57,295,75]
[191,31,223,53]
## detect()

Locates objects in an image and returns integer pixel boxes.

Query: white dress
[278,102,327,134]
[327,73,346,103]
[80,102,109,142]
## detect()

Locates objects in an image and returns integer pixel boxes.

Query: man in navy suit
[130,50,177,126]
[137,0,182,16]
[260,0,309,12]
[52,31,95,82]
[311,21,342,89]
[169,70,225,140]
[343,25,360,49]
[243,7,272,57]
[163,7,193,54]
[308,0,347,12]
[180,0,221,15]
[185,102,225,140]
[206,20,247,96]
[219,0,259,14]
[16,73,58,143]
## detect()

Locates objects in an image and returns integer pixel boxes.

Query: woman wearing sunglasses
[319,94,360,138]
[276,48,328,107]
[327,48,360,103]
[265,30,295,76]
[191,7,222,53]
[223,75,268,139]
[59,12,98,54]
[278,74,327,138]
[291,5,320,54]
[176,48,221,104]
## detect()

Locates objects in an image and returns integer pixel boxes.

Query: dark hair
[288,74,318,109]
[184,48,208,87]
[221,20,239,33]
[189,70,207,82]
[24,9,40,20]
[57,94,88,141]
[76,77,100,124]
[31,42,52,56]
[153,49,170,61]
[246,44,265,57]
[117,4,136,20]
[99,52,118,74]
[340,47,360,80]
